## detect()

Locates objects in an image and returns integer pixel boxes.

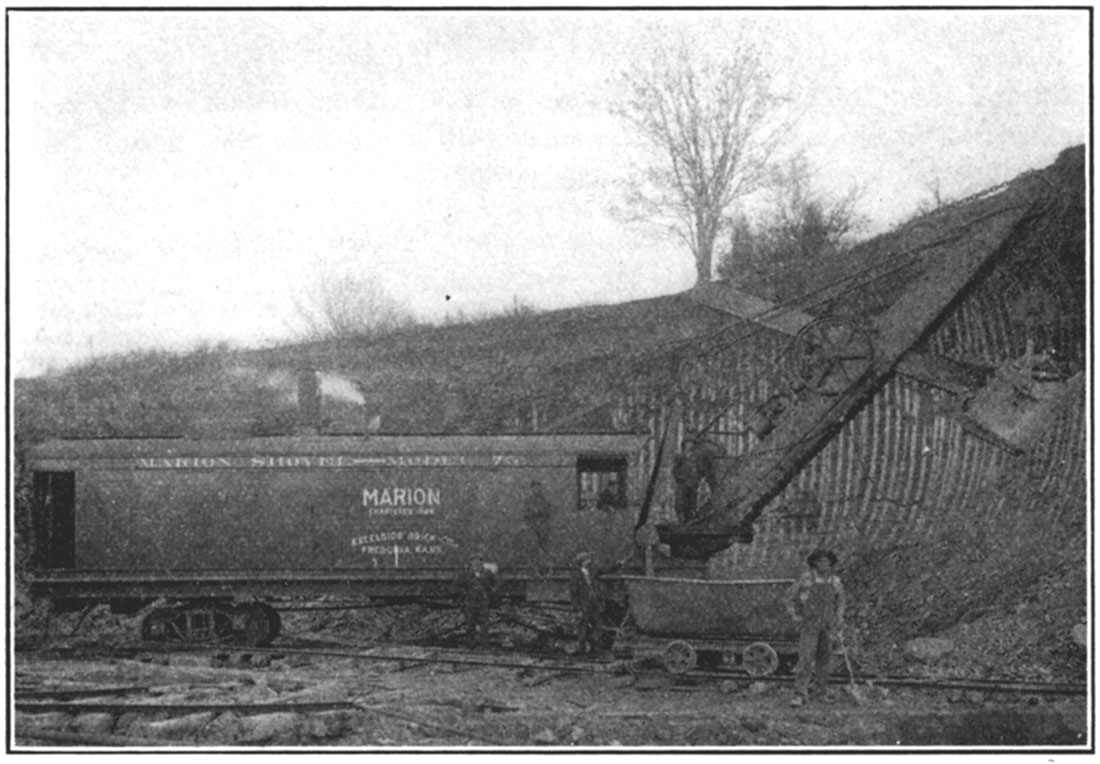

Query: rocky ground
[11,602,1091,750]
[13,651,1089,749]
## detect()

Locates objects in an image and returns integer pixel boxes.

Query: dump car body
[619,575,801,675]
[622,575,796,638]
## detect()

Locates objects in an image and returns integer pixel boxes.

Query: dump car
[619,575,799,675]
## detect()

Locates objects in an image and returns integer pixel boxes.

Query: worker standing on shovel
[784,549,847,707]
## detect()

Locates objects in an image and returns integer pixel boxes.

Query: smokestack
[297,368,321,434]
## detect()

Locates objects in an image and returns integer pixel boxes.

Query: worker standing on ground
[784,548,847,706]
[452,553,497,648]
[569,552,608,656]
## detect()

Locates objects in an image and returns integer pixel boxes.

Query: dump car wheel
[791,316,874,395]
[662,640,697,674]
[742,641,779,677]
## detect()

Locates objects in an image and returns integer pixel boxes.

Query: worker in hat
[569,552,611,656]
[672,438,724,522]
[784,548,847,706]
[451,552,497,648]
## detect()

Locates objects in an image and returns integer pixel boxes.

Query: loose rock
[72,712,115,736]
[904,637,955,662]
[740,716,767,733]
[168,654,210,668]
[18,712,71,734]
[303,710,352,740]
[531,728,557,745]
[204,712,244,745]
[129,711,215,740]
[238,712,302,745]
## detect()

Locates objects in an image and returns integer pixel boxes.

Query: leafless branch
[613,38,798,283]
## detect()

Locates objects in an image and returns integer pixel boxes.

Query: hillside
[14,292,737,439]
[16,147,1086,442]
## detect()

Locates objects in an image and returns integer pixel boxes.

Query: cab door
[33,472,75,568]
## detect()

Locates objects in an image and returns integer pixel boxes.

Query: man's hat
[807,548,838,567]
[574,551,592,565]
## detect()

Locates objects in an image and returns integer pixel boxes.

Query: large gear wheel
[790,316,875,396]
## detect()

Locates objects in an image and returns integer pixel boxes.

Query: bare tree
[295,273,415,340]
[614,40,796,284]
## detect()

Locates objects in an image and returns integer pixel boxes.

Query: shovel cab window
[576,456,627,512]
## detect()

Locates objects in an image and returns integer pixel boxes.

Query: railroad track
[14,639,1087,749]
[17,637,1087,698]
[15,694,513,747]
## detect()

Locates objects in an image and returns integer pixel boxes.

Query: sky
[8,8,1090,377]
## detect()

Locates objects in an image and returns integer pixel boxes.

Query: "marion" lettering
[362,487,442,507]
